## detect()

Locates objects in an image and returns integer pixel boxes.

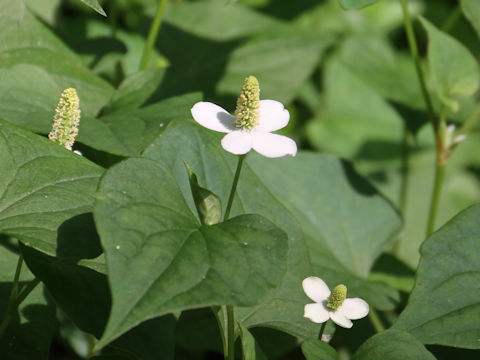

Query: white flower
[190,76,297,158]
[302,277,369,328]
[444,124,466,148]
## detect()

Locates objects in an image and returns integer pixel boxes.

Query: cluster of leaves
[0,0,479,359]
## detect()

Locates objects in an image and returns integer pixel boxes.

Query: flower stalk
[139,0,168,70]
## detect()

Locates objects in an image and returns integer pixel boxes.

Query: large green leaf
[338,0,378,10]
[94,157,288,348]
[0,0,114,128]
[0,120,103,256]
[164,0,280,41]
[461,0,480,39]
[301,339,338,360]
[352,330,436,360]
[143,120,318,339]
[0,244,55,360]
[420,17,479,112]
[144,120,401,338]
[394,205,480,348]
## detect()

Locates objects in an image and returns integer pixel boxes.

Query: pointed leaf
[79,0,106,16]
[394,205,480,348]
[420,17,479,112]
[94,157,288,348]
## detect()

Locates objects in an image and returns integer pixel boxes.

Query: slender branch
[368,308,385,333]
[0,255,24,341]
[425,161,446,237]
[15,278,41,307]
[223,155,245,221]
[139,0,168,70]
[399,0,438,137]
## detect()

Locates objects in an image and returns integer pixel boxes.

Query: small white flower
[190,76,297,158]
[302,277,369,328]
[444,124,466,148]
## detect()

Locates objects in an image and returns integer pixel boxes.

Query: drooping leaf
[420,17,479,112]
[301,339,338,360]
[0,120,104,256]
[94,157,289,348]
[79,0,106,16]
[461,0,480,39]
[143,120,401,339]
[338,0,378,10]
[352,330,436,360]
[0,244,55,360]
[394,205,480,348]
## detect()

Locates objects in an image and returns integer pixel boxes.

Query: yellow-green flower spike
[235,75,260,130]
[48,88,81,150]
[326,284,347,311]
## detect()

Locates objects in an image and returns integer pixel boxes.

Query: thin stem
[368,308,385,333]
[399,0,438,137]
[139,0,168,71]
[318,321,327,340]
[425,161,446,237]
[223,155,245,221]
[0,255,24,341]
[15,278,41,307]
[226,305,235,360]
[399,128,411,214]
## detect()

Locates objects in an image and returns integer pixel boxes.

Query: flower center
[48,88,81,150]
[235,75,260,130]
[326,284,347,311]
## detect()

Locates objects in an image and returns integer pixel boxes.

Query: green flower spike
[235,75,260,130]
[326,284,347,311]
[48,88,81,150]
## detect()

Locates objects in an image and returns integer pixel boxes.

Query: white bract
[302,277,369,328]
[190,76,297,158]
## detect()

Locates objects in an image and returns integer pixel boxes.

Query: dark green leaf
[94,157,288,348]
[301,339,338,360]
[461,0,480,39]
[394,205,480,348]
[0,120,103,256]
[240,323,268,360]
[352,330,436,360]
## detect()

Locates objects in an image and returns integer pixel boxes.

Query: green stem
[0,255,24,341]
[399,0,438,136]
[318,321,327,340]
[226,305,235,360]
[425,161,446,237]
[399,128,411,214]
[368,308,385,333]
[223,155,245,221]
[139,0,168,71]
[15,278,41,307]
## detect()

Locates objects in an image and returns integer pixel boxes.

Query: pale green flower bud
[48,88,80,150]
[326,284,347,311]
[235,76,260,130]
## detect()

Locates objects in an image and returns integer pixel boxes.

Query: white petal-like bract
[191,102,237,133]
[252,133,297,158]
[256,100,290,132]
[341,298,369,320]
[221,131,253,155]
[302,277,331,303]
[304,303,330,323]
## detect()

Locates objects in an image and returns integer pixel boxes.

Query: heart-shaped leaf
[0,120,103,256]
[143,120,401,339]
[394,204,480,348]
[94,157,288,348]
[352,330,436,360]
